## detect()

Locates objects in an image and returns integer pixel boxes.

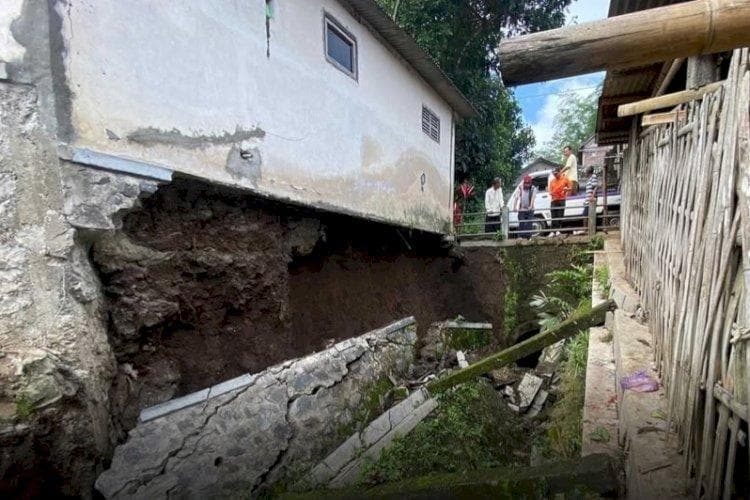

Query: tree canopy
[376,0,572,191]
[536,85,602,161]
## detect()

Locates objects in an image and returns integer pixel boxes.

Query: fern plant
[529,291,573,332]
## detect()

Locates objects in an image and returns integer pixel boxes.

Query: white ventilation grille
[422,106,440,143]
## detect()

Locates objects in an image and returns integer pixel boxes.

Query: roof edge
[339,0,477,119]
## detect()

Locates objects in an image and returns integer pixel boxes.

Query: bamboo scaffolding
[620,48,750,497]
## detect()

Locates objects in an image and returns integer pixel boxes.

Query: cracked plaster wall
[95,320,417,499]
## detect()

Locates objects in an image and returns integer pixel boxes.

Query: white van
[507,169,620,236]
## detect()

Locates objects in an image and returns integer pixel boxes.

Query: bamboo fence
[620,48,750,498]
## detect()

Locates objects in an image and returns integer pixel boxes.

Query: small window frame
[421,105,441,143]
[323,13,358,80]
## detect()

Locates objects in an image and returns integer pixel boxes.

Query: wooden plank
[618,81,724,117]
[497,0,750,85]
[641,111,687,127]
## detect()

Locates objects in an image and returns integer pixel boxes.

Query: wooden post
[497,0,750,85]
[428,300,615,393]
[588,199,597,236]
[501,206,510,240]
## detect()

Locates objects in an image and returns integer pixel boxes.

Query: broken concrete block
[323,433,362,475]
[456,351,469,369]
[516,373,544,412]
[526,389,549,418]
[490,366,524,387]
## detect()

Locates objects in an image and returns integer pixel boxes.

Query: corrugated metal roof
[597,0,690,144]
[339,0,476,119]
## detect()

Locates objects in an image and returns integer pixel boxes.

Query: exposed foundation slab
[95,318,418,499]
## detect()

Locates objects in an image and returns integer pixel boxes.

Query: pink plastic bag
[620,371,659,392]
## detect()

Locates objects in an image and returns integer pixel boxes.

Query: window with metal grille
[422,106,440,143]
[324,14,357,79]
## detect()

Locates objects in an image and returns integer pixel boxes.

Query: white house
[45,0,475,233]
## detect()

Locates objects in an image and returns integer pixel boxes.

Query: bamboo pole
[617,81,724,117]
[427,300,615,393]
[497,0,750,85]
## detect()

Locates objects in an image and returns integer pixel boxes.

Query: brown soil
[94,178,572,435]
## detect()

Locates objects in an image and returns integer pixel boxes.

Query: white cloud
[530,73,603,152]
[566,0,608,24]
[523,0,609,155]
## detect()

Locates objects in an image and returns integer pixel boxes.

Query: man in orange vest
[548,167,572,236]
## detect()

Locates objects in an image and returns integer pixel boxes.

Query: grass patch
[537,331,589,459]
[588,235,604,251]
[337,377,392,440]
[594,265,611,297]
[359,380,529,486]
[15,394,35,420]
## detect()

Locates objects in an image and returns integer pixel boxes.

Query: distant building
[514,157,558,187]
[579,134,615,173]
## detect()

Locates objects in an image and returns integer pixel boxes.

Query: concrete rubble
[95,318,417,499]
[307,387,438,489]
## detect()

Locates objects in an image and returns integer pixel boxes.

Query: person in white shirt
[484,177,504,234]
[561,145,579,193]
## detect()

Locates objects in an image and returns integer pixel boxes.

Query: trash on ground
[620,371,659,392]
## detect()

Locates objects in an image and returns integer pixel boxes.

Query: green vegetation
[537,86,602,160]
[588,234,605,251]
[376,0,572,190]
[15,394,35,420]
[359,380,529,485]
[502,289,519,337]
[337,377,393,440]
[536,330,589,459]
[531,263,593,332]
[595,265,611,297]
[443,327,492,351]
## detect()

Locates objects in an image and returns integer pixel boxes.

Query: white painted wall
[55,0,457,232]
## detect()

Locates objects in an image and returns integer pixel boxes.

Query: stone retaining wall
[95,318,418,499]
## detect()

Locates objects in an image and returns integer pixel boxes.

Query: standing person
[548,168,571,236]
[561,145,579,194]
[484,177,504,234]
[582,166,598,231]
[514,175,538,238]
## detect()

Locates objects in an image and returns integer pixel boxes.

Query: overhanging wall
[49,0,457,233]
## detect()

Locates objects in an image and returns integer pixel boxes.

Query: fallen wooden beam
[428,300,615,393]
[618,81,724,117]
[497,0,750,86]
[641,110,687,127]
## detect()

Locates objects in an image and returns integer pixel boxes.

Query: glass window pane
[327,25,353,72]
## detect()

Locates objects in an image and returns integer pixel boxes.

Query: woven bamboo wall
[620,48,750,497]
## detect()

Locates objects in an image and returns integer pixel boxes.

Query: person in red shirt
[548,168,572,235]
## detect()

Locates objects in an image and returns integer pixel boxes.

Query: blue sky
[514,0,609,155]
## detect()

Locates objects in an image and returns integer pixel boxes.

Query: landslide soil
[95,179,511,432]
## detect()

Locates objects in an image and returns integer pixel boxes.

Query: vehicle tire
[531,216,546,237]
[606,215,620,228]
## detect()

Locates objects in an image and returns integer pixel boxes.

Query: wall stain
[126,126,265,149]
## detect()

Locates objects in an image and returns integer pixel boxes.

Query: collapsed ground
[97,177,586,438]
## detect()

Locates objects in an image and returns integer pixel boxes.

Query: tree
[377,0,572,191]
[537,85,602,161]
